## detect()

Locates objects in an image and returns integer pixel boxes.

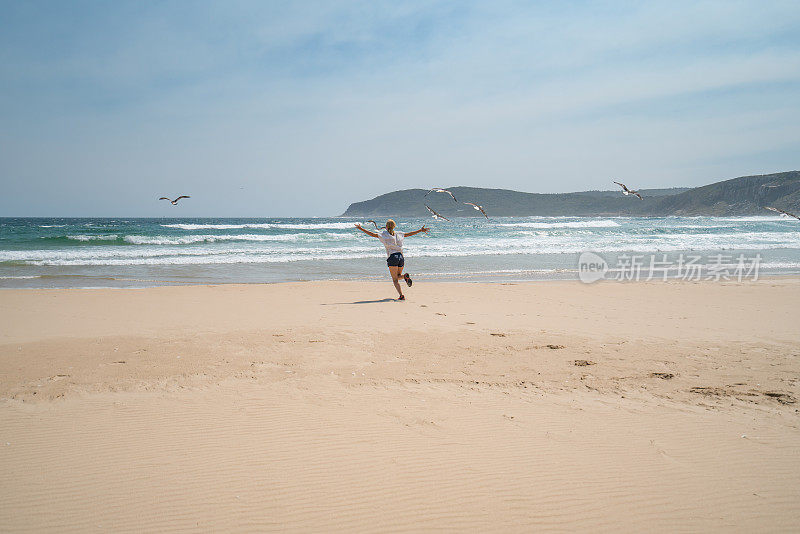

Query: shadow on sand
[322,298,398,305]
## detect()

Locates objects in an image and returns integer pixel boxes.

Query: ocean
[1,216,799,288]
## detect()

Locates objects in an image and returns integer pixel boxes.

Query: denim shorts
[386,252,404,267]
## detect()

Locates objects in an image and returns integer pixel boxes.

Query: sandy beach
[1,279,799,532]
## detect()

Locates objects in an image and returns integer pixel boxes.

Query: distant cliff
[341,171,800,217]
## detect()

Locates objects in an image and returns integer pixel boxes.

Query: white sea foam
[161,222,360,230]
[497,220,621,228]
[758,261,800,269]
[664,225,733,229]
[11,242,800,266]
[5,218,800,276]
[6,228,800,265]
[24,252,378,266]
[123,234,306,245]
[0,243,376,264]
[18,245,795,266]
[66,234,119,241]
[715,216,788,222]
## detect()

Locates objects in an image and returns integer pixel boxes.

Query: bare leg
[389,266,404,298]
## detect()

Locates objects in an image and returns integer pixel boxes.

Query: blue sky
[1,0,799,216]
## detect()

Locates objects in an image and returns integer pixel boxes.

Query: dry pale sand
[1,279,799,532]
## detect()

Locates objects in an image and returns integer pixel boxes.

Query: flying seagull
[425,188,458,202]
[613,181,643,200]
[425,204,451,221]
[765,206,800,220]
[367,220,384,229]
[159,195,190,205]
[464,202,489,219]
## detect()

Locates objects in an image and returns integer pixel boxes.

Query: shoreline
[2,270,799,290]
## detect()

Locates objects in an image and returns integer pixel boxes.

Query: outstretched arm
[404,226,429,237]
[354,224,379,238]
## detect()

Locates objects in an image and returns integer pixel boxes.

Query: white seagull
[613,181,643,200]
[159,195,190,205]
[765,206,800,220]
[425,204,451,221]
[425,188,458,202]
[463,202,489,219]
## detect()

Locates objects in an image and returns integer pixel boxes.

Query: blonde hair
[386,219,396,234]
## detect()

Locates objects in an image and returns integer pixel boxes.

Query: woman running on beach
[355,220,428,300]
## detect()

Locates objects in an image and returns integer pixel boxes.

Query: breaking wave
[161,222,360,230]
[497,220,621,228]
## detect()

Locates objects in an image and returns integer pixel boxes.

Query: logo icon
[578,252,608,283]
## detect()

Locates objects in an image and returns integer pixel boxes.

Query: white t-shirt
[378,229,404,256]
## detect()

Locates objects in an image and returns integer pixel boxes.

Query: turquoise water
[1,216,799,288]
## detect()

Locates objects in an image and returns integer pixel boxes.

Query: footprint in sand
[573,360,595,366]
[762,391,796,405]
[650,372,675,380]
[47,374,70,382]
[547,344,565,350]
[689,386,727,397]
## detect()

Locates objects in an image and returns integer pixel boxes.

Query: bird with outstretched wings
[425,204,451,221]
[766,206,800,220]
[463,202,488,219]
[424,188,458,202]
[159,195,190,205]
[613,181,642,200]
